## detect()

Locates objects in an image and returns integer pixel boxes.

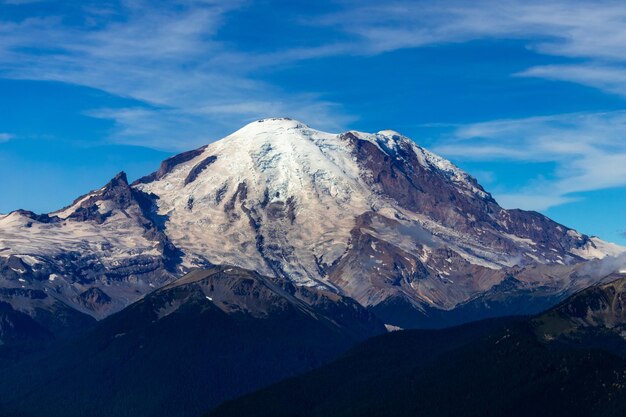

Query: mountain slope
[0,172,179,352]
[0,286,95,366]
[208,276,626,417]
[534,274,626,355]
[135,118,606,278]
[132,118,623,325]
[0,265,385,417]
[1,118,624,337]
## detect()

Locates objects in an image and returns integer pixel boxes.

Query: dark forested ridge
[208,278,626,417]
[0,266,384,417]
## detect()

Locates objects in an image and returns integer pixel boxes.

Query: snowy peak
[2,118,625,331]
[141,117,490,214]
[131,119,624,313]
[135,118,370,283]
[231,117,311,135]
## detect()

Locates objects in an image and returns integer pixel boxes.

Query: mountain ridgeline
[0,118,625,417]
[209,275,626,417]
[1,118,622,342]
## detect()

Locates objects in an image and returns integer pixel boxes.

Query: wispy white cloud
[311,0,626,98]
[518,65,626,98]
[432,111,626,210]
[0,0,355,149]
[3,0,626,152]
[0,133,13,142]
[86,99,353,149]
[496,194,580,212]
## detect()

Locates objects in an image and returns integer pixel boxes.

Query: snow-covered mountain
[1,118,624,335]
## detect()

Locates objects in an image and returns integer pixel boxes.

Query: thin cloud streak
[518,65,626,98]
[433,111,626,210]
[0,133,13,142]
[4,0,626,150]
[312,0,626,98]
[0,0,355,149]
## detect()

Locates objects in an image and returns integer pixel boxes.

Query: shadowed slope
[0,265,385,417]
[208,278,626,417]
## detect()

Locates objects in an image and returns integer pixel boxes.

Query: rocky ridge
[1,118,624,338]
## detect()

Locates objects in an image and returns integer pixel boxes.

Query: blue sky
[1,0,625,244]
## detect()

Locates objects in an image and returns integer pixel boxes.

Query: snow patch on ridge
[572,237,626,260]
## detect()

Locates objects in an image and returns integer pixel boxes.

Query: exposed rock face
[132,145,207,185]
[77,287,112,313]
[184,155,218,185]
[346,130,594,265]
[0,117,624,339]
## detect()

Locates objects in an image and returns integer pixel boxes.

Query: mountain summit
[132,118,623,322]
[0,118,624,334]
